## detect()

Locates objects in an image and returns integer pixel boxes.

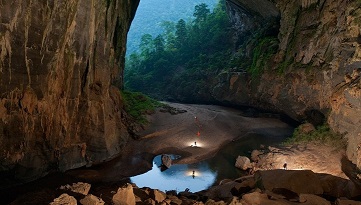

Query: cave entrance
[124,0,280,104]
[124,0,230,103]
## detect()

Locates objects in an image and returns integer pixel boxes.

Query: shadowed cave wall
[0,0,139,185]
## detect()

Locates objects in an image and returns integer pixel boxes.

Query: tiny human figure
[192,170,195,178]
[283,163,287,170]
[194,141,197,146]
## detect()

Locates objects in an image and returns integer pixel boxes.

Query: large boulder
[50,193,77,205]
[335,199,361,205]
[112,183,136,205]
[60,182,91,196]
[299,194,331,205]
[235,156,252,170]
[318,173,361,198]
[251,150,263,162]
[254,170,323,194]
[167,195,183,205]
[204,199,227,205]
[133,187,151,202]
[161,154,172,169]
[80,194,105,205]
[241,191,290,205]
[149,189,166,203]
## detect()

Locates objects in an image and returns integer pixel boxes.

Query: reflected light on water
[131,155,216,193]
[187,170,201,177]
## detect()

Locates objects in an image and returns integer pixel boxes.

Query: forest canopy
[125,1,234,102]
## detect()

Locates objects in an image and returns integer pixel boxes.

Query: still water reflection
[131,155,217,193]
[131,133,288,192]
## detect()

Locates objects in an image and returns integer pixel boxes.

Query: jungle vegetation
[125,1,234,101]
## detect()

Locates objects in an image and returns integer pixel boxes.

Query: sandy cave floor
[7,102,348,204]
[68,102,347,182]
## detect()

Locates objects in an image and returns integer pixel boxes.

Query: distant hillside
[127,0,218,55]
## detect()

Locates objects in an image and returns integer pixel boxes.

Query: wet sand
[68,102,294,182]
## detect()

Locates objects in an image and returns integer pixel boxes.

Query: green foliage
[125,1,233,101]
[121,90,162,124]
[127,0,218,55]
[193,3,210,23]
[285,124,346,149]
[248,36,278,78]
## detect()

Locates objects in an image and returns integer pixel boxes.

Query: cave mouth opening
[124,0,281,106]
[124,0,234,103]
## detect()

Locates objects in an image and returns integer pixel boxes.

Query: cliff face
[0,0,139,185]
[220,0,361,169]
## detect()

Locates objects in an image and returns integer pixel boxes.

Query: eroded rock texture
[0,0,139,185]
[221,0,361,169]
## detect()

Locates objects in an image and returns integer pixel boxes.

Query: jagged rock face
[219,0,361,168]
[225,0,280,50]
[0,0,139,184]
[226,0,279,19]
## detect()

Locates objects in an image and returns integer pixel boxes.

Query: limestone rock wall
[0,0,139,185]
[221,0,361,168]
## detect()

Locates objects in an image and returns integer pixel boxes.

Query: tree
[193,3,210,24]
[124,1,234,102]
[153,35,165,54]
[175,19,187,48]
[160,21,177,51]
[140,34,153,59]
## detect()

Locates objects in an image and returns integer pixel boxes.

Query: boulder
[231,177,255,197]
[219,179,233,185]
[318,173,361,198]
[254,170,323,194]
[165,190,177,196]
[163,199,172,204]
[149,189,166,203]
[251,150,263,162]
[112,183,136,205]
[161,154,172,168]
[167,195,182,205]
[60,182,91,195]
[299,194,331,205]
[336,199,361,205]
[143,198,156,205]
[204,199,226,204]
[50,193,77,205]
[235,156,252,170]
[269,188,300,202]
[241,192,290,205]
[80,194,105,205]
[228,197,243,205]
[133,187,150,202]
